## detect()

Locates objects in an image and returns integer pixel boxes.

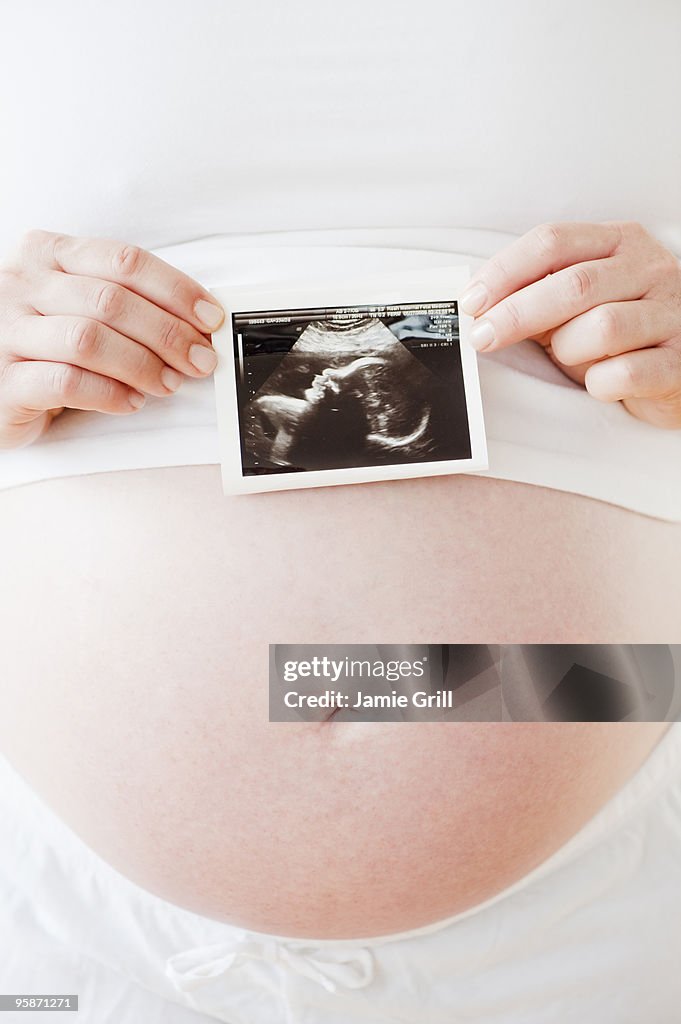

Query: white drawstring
[166,936,374,996]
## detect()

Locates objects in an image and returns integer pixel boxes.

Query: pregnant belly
[0,466,676,938]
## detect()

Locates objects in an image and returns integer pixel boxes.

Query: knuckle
[604,220,626,254]
[618,356,637,394]
[595,306,619,351]
[533,222,562,260]
[621,220,647,241]
[0,358,17,392]
[20,228,53,251]
[70,318,101,359]
[130,345,156,381]
[169,275,191,305]
[1,307,29,344]
[158,315,183,353]
[565,265,594,303]
[615,220,651,254]
[486,254,510,286]
[112,243,145,279]
[503,298,523,334]
[651,248,679,281]
[49,232,72,269]
[12,229,65,269]
[0,265,23,295]
[92,281,123,319]
[50,362,83,399]
[99,376,120,406]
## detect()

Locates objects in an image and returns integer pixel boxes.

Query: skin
[0,466,676,936]
[460,221,681,429]
[0,224,679,936]
[0,229,224,449]
[1,223,679,446]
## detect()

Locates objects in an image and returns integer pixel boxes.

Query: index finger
[30,231,225,333]
[459,222,624,317]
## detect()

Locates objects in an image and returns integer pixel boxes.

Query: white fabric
[2,726,681,1023]
[2,231,681,519]
[2,1,680,254]
[1,1,680,514]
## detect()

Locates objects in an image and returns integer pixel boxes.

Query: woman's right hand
[0,230,225,450]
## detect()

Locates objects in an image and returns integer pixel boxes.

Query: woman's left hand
[460,222,681,429]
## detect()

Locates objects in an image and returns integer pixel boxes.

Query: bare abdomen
[0,466,676,937]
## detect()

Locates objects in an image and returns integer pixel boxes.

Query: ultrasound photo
[211,270,488,494]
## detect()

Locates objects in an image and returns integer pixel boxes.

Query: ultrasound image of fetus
[244,316,468,473]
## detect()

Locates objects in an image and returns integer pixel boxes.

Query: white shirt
[1,0,680,516]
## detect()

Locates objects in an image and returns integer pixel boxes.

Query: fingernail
[161,367,183,392]
[194,298,224,330]
[129,391,146,409]
[469,319,496,351]
[189,343,218,374]
[460,282,488,316]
